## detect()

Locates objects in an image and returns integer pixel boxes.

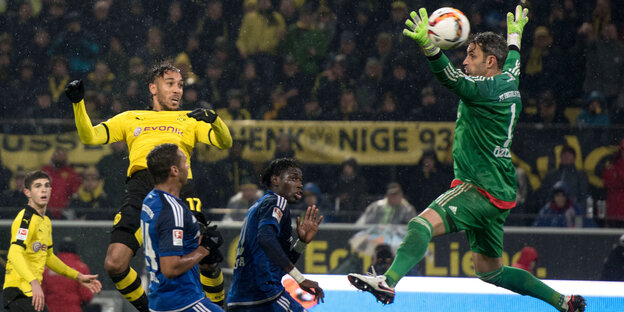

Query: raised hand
[403,8,440,57]
[296,205,323,243]
[507,5,529,49]
[299,279,325,304]
[77,273,103,293]
[64,80,84,103]
[187,108,218,123]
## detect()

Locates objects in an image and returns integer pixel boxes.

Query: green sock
[477,266,565,311]
[384,216,432,287]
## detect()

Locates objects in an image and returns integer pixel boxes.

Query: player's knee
[476,267,504,286]
[104,254,129,274]
[406,216,433,239]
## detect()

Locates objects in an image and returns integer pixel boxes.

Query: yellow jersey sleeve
[46,248,79,280]
[73,100,109,145]
[7,244,36,283]
[196,116,232,150]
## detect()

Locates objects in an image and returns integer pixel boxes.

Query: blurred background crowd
[0,0,624,228]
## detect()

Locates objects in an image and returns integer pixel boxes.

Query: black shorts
[3,287,47,312]
[110,169,201,253]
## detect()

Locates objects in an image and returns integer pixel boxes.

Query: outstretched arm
[65,80,111,145]
[503,5,529,84]
[189,108,233,149]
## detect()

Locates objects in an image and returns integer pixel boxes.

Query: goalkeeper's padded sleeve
[46,248,79,280]
[7,244,37,283]
[73,100,109,145]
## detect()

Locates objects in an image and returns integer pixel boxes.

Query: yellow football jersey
[4,206,53,295]
[73,101,232,178]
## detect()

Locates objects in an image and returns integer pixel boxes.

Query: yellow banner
[0,121,456,173]
[197,120,456,165]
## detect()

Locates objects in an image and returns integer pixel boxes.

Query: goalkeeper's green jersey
[428,50,522,209]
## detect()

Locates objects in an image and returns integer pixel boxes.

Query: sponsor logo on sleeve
[16,228,28,240]
[173,229,183,246]
[272,207,283,223]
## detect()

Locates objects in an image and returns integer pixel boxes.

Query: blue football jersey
[227,191,293,307]
[141,189,205,312]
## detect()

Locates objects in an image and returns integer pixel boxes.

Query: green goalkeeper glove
[403,8,440,57]
[507,5,529,49]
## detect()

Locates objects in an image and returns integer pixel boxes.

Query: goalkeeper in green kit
[348,5,586,312]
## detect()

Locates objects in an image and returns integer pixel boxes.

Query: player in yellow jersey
[4,170,102,312]
[64,62,233,311]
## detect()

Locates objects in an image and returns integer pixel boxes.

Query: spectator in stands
[316,5,337,54]
[356,182,417,225]
[211,140,257,207]
[0,152,12,197]
[236,0,286,82]
[376,92,403,121]
[412,86,444,121]
[28,89,60,124]
[326,89,369,121]
[370,244,395,275]
[278,0,297,26]
[118,0,153,54]
[181,82,201,110]
[600,234,624,281]
[292,98,323,121]
[2,170,27,211]
[197,0,230,55]
[400,150,453,212]
[333,30,364,81]
[275,54,314,116]
[103,37,129,87]
[378,1,410,52]
[87,61,115,95]
[237,60,267,118]
[580,22,624,107]
[25,28,52,77]
[355,57,383,114]
[68,166,110,219]
[96,141,128,209]
[292,182,333,220]
[538,145,589,211]
[263,85,294,120]
[381,56,421,116]
[41,147,82,219]
[201,59,230,108]
[331,158,368,222]
[37,0,67,42]
[512,246,538,276]
[84,0,115,53]
[217,89,251,120]
[313,54,353,112]
[46,56,71,111]
[280,5,327,76]
[521,26,564,100]
[223,179,263,221]
[576,91,610,127]
[9,2,37,55]
[42,236,96,312]
[533,181,589,227]
[602,138,624,228]
[162,1,192,56]
[527,89,570,126]
[48,10,99,77]
[135,26,166,66]
[8,58,40,117]
[373,32,394,77]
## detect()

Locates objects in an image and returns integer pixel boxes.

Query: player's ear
[170,165,179,177]
[149,83,157,96]
[486,55,496,68]
[270,174,279,188]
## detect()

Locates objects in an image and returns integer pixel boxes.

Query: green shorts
[428,183,510,258]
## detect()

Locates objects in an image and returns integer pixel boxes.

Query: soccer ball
[427,7,470,50]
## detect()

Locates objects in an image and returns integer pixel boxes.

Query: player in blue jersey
[227,158,324,311]
[141,143,224,312]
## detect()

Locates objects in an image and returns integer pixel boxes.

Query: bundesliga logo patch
[16,228,28,240]
[272,207,283,223]
[173,229,183,246]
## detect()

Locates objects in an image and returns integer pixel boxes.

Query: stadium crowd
[0,0,623,227]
